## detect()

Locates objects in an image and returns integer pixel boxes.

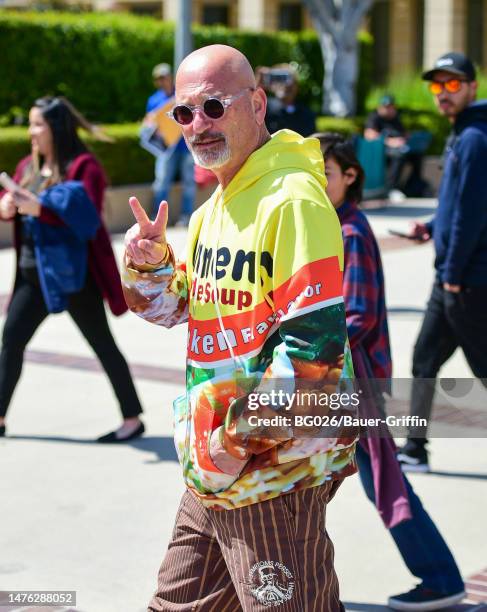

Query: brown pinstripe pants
[148,481,345,611]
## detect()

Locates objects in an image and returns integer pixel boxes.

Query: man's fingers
[124,225,139,248]
[128,242,146,265]
[138,239,158,250]
[129,197,151,230]
[137,239,166,264]
[152,201,169,235]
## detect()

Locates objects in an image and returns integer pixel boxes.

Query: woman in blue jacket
[0,97,144,442]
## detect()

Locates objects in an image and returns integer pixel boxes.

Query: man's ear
[252,87,267,125]
[470,80,479,99]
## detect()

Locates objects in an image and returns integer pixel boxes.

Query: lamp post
[174,0,193,71]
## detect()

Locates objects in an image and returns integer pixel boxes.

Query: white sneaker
[388,189,407,203]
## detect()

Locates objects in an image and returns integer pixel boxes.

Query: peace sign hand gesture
[125,198,169,268]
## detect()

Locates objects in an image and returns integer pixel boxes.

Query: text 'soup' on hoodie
[123,130,358,510]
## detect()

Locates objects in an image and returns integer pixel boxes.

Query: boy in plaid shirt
[315,133,465,611]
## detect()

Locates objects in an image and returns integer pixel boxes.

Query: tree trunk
[303,0,374,117]
[320,31,359,116]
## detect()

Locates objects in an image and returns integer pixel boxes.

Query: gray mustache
[190,133,226,145]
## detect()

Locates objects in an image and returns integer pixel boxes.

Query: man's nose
[191,108,213,133]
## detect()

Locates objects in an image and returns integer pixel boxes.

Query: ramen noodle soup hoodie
[123,129,358,509]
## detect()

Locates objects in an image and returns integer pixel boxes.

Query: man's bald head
[176,45,256,93]
[173,44,269,188]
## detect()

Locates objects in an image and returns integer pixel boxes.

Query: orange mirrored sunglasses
[429,79,466,95]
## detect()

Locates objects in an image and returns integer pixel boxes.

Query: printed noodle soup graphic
[200,444,356,509]
[193,379,242,473]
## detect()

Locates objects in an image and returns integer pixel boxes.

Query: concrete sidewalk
[0,200,486,612]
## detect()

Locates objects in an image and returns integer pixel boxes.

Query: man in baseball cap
[422,51,476,82]
[152,62,172,80]
[397,51,487,567]
[420,52,477,119]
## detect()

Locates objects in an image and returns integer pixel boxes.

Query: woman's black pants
[0,268,143,420]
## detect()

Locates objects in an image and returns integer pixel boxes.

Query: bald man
[123,45,358,611]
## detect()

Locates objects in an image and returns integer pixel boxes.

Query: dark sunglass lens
[203,98,225,119]
[173,105,193,125]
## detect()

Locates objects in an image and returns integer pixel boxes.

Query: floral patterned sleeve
[121,245,189,328]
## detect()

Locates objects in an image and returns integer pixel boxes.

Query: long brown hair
[22,96,112,190]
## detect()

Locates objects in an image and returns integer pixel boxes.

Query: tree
[302,0,374,117]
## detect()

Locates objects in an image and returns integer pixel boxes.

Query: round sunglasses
[167,88,254,125]
[429,79,467,95]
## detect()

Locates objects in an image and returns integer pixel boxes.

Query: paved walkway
[0,200,485,611]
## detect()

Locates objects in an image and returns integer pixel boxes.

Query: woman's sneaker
[397,440,429,472]
[388,585,465,610]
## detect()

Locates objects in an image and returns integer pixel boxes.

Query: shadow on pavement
[415,469,487,481]
[388,307,425,315]
[365,205,436,218]
[344,603,389,611]
[130,435,179,463]
[4,434,179,462]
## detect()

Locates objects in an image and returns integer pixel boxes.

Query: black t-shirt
[365,110,405,138]
[265,97,316,137]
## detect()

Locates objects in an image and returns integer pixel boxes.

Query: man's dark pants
[408,281,487,443]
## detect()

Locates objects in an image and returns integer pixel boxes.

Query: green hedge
[0,11,373,123]
[0,124,154,186]
[315,116,364,136]
[316,115,445,149]
[363,71,487,154]
[316,111,449,155]
[366,71,487,113]
[0,113,448,190]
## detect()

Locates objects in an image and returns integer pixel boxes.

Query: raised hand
[125,197,169,267]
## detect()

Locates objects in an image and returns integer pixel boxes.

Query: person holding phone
[396,53,487,472]
[0,96,144,442]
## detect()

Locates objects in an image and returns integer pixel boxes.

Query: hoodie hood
[221,129,327,202]
[454,99,487,134]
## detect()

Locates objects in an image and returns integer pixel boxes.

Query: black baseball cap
[422,52,476,81]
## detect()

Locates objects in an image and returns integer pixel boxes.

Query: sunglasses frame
[167,88,255,125]
[429,78,467,95]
